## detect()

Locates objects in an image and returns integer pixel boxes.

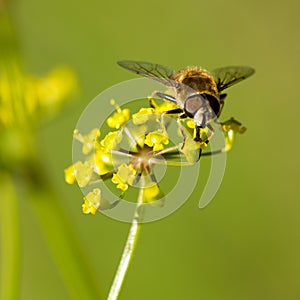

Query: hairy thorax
[170,67,219,99]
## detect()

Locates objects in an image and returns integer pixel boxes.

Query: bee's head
[184,94,205,118]
[184,93,220,119]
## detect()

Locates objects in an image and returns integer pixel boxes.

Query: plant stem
[0,172,20,300]
[107,188,144,300]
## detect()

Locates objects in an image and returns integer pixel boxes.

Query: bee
[117,60,254,143]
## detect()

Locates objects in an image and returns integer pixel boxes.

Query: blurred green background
[1,0,299,299]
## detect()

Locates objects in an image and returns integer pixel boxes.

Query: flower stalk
[107,187,144,300]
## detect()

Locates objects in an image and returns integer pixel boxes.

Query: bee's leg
[202,118,246,156]
[194,125,202,142]
[205,123,215,143]
[151,90,177,104]
[164,108,184,114]
[193,126,204,161]
[159,109,184,133]
[217,93,227,117]
[176,114,187,149]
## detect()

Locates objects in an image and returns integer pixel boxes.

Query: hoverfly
[117,60,254,146]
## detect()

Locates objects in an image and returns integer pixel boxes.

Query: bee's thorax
[170,67,219,98]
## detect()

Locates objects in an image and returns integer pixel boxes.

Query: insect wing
[117,60,176,86]
[211,66,255,92]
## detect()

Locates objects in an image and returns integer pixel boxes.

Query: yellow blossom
[144,130,169,152]
[24,67,77,119]
[35,67,77,109]
[111,164,137,191]
[221,118,246,152]
[106,100,130,129]
[94,148,113,175]
[222,117,246,134]
[73,128,100,155]
[72,160,93,188]
[82,188,101,215]
[132,107,155,125]
[64,164,76,184]
[111,174,128,191]
[99,131,122,151]
[149,97,179,114]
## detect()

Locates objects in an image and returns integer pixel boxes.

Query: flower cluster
[0,66,77,129]
[65,99,246,215]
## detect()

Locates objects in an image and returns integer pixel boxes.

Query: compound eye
[202,93,220,117]
[184,94,205,117]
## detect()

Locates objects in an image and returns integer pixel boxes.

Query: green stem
[0,172,21,300]
[107,188,144,300]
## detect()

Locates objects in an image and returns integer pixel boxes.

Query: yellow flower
[65,161,93,188]
[0,64,77,129]
[24,67,77,121]
[99,131,122,151]
[106,100,130,129]
[111,164,137,191]
[94,148,113,175]
[73,128,100,155]
[222,117,246,134]
[221,118,246,152]
[35,67,77,110]
[64,164,76,184]
[111,174,128,191]
[132,107,155,125]
[149,97,179,114]
[82,188,101,215]
[144,129,169,152]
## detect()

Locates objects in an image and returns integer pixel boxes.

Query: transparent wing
[211,66,255,92]
[117,60,176,86]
